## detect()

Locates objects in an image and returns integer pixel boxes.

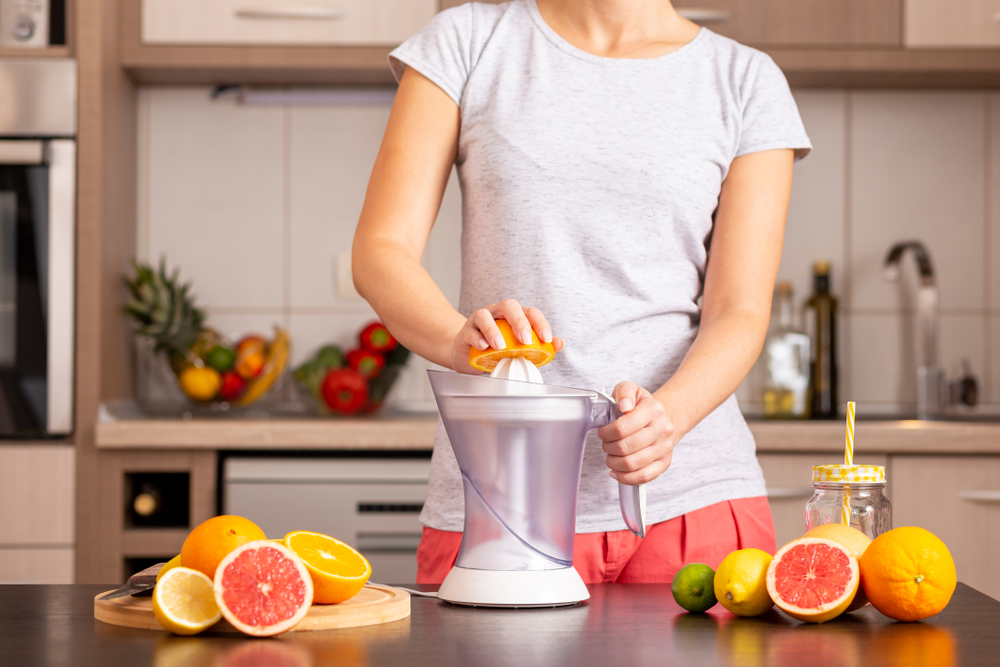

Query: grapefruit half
[803,523,872,612]
[766,537,859,624]
[213,540,313,636]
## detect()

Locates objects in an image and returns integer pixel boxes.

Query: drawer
[891,455,1000,601]
[757,453,888,549]
[141,0,437,45]
[0,547,74,584]
[0,445,75,546]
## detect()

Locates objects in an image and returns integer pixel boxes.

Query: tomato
[359,322,398,353]
[346,348,386,379]
[320,368,369,414]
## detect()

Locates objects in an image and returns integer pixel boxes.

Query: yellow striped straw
[842,401,856,525]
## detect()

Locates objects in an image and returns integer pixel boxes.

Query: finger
[597,395,650,443]
[612,381,641,414]
[522,307,553,344]
[609,454,673,486]
[552,337,565,353]
[472,309,505,350]
[463,323,490,351]
[605,436,664,473]
[602,425,658,459]
[491,299,533,345]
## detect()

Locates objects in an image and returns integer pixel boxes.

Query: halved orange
[468,319,556,372]
[283,531,371,604]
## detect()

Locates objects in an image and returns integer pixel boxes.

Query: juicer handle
[594,393,648,539]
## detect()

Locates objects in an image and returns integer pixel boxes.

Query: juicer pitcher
[428,370,647,574]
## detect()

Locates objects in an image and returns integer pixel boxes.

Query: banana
[235,327,290,406]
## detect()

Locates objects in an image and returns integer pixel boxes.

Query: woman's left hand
[597,381,676,486]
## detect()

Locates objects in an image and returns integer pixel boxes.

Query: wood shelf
[0,46,72,58]
[771,47,1000,87]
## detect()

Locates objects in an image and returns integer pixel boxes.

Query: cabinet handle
[767,486,814,500]
[959,490,1000,502]
[235,6,346,20]
[676,8,731,23]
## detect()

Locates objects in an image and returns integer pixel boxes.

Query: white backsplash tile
[781,90,846,305]
[139,88,286,309]
[851,91,986,312]
[201,311,288,347]
[287,311,378,368]
[289,102,393,310]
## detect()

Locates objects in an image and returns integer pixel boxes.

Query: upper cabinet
[674,0,901,46]
[141,0,437,45]
[906,0,1000,47]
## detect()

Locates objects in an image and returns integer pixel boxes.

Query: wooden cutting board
[94,584,410,632]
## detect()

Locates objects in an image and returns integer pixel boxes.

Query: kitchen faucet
[883,241,942,419]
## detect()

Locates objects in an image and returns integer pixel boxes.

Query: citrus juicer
[427,369,647,607]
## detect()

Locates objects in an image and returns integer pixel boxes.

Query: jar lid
[812,464,885,483]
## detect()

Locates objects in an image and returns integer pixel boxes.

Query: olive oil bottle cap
[813,260,831,276]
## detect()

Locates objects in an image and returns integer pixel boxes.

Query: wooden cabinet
[906,0,1000,47]
[674,0,901,46]
[891,455,1000,601]
[141,0,437,45]
[0,446,75,583]
[450,0,902,46]
[757,453,888,548]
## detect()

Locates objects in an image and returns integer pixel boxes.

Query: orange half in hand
[283,531,371,604]
[468,318,556,372]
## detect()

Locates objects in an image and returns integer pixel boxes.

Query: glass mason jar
[805,465,892,540]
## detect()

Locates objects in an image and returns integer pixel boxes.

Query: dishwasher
[223,456,430,584]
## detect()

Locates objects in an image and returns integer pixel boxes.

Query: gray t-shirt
[389,0,812,533]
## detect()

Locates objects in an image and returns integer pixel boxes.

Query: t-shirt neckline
[525,0,708,65]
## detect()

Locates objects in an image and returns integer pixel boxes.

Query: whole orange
[859,526,956,622]
[180,515,267,580]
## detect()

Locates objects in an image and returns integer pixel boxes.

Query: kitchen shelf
[0,47,72,59]
[747,419,1000,454]
[96,401,438,449]
[771,47,1000,87]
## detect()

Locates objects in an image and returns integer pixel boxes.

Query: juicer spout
[591,391,648,538]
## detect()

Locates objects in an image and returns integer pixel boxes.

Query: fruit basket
[124,260,290,412]
[294,321,410,415]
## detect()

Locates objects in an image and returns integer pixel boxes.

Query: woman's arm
[353,68,561,372]
[599,148,794,484]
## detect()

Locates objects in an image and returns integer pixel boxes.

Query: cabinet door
[891,455,1000,601]
[142,0,437,45]
[906,0,1000,47]
[757,453,888,549]
[448,1,902,46]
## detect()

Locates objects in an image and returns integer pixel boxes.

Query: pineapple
[123,259,206,356]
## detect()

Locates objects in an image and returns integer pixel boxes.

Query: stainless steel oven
[0,58,75,437]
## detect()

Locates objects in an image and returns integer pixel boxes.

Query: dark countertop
[2,583,998,667]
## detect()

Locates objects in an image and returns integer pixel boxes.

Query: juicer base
[437,566,591,608]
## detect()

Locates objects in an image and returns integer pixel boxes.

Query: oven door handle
[46,140,75,434]
[0,140,45,165]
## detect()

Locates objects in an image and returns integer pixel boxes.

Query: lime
[205,345,237,371]
[672,563,718,613]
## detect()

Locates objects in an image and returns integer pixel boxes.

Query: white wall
[137,87,461,406]
[139,87,1000,415]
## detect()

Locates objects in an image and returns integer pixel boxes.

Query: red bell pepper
[321,368,369,414]
[359,322,398,353]
[347,348,386,379]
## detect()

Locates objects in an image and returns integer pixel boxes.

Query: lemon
[178,366,222,402]
[152,567,221,635]
[156,554,182,583]
[714,548,774,617]
[671,563,717,613]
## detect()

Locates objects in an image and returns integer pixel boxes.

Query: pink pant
[416,496,776,584]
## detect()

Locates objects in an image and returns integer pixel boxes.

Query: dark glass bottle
[806,261,838,419]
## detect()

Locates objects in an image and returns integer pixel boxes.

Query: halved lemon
[468,319,556,372]
[283,531,371,604]
[152,566,221,635]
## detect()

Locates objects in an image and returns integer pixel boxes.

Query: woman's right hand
[451,299,564,374]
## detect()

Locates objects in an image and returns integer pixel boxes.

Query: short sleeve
[736,54,812,161]
[389,5,476,105]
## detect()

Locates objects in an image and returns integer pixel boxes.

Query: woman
[353,0,811,584]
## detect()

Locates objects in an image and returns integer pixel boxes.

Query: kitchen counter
[96,400,1000,453]
[3,583,997,666]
